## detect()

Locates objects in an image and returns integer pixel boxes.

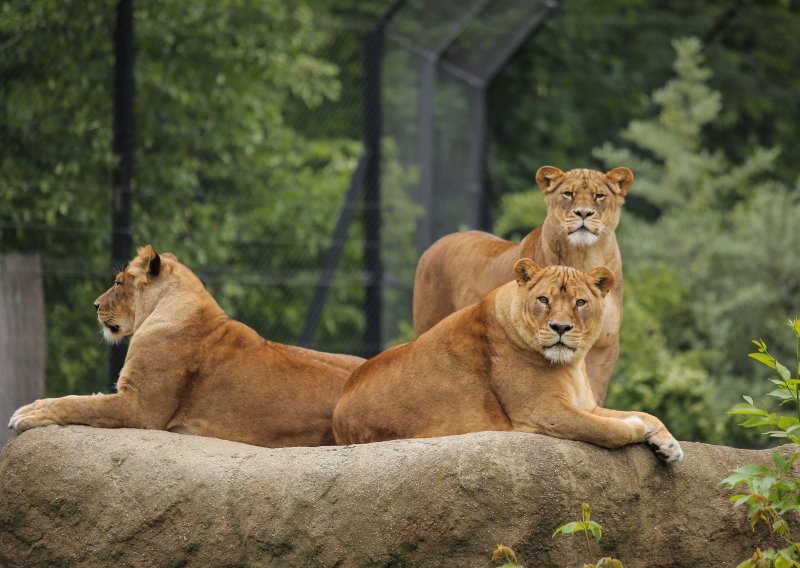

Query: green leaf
[777,362,792,380]
[775,556,792,568]
[768,389,796,401]
[728,403,769,416]
[773,453,789,471]
[736,464,771,477]
[587,520,603,543]
[740,415,779,428]
[750,352,778,369]
[773,519,791,538]
[552,521,580,538]
[743,395,754,405]
[777,416,800,430]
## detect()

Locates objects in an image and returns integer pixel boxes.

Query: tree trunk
[0,254,46,448]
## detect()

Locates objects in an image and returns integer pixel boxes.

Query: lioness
[413,166,632,406]
[335,260,683,463]
[9,245,365,447]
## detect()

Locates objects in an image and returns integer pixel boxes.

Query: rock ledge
[0,426,788,567]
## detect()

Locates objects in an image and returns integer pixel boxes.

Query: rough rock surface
[0,426,791,567]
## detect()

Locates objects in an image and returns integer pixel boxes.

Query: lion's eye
[537,296,549,305]
[576,299,587,307]
[562,191,573,200]
[595,193,606,201]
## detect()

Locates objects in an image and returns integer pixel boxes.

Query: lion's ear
[513,258,542,286]
[588,266,615,297]
[605,167,634,196]
[535,166,565,193]
[134,245,161,278]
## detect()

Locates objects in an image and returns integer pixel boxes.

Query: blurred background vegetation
[1,0,798,447]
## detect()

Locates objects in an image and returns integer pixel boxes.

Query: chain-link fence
[4,0,792,410]
[0,0,559,399]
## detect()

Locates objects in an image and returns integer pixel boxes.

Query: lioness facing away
[413,166,633,406]
[335,259,683,463]
[10,245,365,447]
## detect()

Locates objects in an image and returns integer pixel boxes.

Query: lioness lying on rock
[10,245,365,447]
[413,166,633,406]
[335,259,683,463]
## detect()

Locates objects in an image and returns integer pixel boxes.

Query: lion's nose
[549,322,573,335]
[574,208,594,219]
[94,301,100,311]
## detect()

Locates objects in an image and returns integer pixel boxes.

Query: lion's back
[412,230,519,336]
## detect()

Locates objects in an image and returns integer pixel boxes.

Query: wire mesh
[0,2,409,397]
[4,0,788,403]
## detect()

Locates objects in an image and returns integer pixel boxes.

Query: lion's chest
[599,290,622,341]
[560,363,596,411]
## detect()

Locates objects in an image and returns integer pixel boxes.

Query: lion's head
[94,245,167,344]
[508,259,615,365]
[535,166,633,248]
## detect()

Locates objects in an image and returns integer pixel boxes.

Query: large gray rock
[0,426,789,567]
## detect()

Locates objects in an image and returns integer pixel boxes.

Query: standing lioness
[413,166,632,405]
[335,260,683,463]
[10,245,365,447]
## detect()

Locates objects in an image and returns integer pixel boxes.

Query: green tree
[488,0,800,217]
[595,37,800,445]
[1,0,420,394]
[494,37,800,445]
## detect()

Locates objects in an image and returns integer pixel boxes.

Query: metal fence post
[109,0,134,390]
[362,23,383,358]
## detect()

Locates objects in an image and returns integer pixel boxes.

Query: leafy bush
[724,319,800,567]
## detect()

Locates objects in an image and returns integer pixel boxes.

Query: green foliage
[490,1,800,217]
[1,0,424,394]
[552,503,603,544]
[729,321,800,444]
[595,37,800,392]
[592,37,800,446]
[494,36,800,447]
[552,503,623,568]
[723,456,800,568]
[493,188,547,241]
[608,263,720,442]
[724,320,800,567]
[0,1,115,257]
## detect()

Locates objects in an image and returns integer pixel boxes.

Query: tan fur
[412,166,633,405]
[336,260,682,463]
[10,245,365,447]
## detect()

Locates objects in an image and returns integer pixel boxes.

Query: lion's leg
[529,405,682,463]
[584,333,619,406]
[591,406,683,463]
[533,406,648,450]
[9,392,159,433]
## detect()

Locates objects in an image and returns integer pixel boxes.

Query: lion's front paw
[646,433,684,464]
[8,399,60,433]
[622,415,648,441]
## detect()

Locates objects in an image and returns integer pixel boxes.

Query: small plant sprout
[491,544,525,568]
[552,503,624,567]
[724,318,800,568]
